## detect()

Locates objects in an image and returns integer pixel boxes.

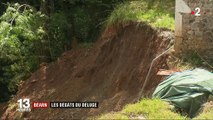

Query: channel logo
[17,98,31,112]
[17,98,48,112]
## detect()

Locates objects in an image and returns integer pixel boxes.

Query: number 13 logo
[17,98,30,109]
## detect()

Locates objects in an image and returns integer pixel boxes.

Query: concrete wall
[175,0,213,60]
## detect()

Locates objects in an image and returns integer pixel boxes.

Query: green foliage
[106,0,175,30]
[48,12,69,59]
[0,0,125,102]
[0,3,46,102]
[63,0,125,43]
[194,111,213,120]
[98,113,129,120]
[122,99,186,119]
[98,98,212,119]
[73,8,92,42]
[97,99,186,119]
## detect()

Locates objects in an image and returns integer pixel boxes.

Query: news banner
[17,98,98,112]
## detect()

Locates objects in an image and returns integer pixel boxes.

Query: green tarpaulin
[152,69,213,117]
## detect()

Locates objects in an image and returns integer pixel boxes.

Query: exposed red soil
[1,22,173,119]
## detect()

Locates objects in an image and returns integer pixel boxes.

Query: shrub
[0,3,46,102]
[48,12,69,59]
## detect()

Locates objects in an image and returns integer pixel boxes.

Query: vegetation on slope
[99,1,212,119]
[0,0,124,102]
[0,3,46,102]
[106,0,175,30]
[0,0,175,103]
[98,99,186,119]
[98,99,213,119]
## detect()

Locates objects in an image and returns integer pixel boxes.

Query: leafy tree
[48,12,69,58]
[0,3,46,102]
[0,0,126,102]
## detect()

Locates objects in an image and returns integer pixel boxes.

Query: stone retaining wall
[179,0,213,60]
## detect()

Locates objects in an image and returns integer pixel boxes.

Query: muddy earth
[1,22,174,119]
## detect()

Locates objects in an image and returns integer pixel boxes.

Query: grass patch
[106,0,175,30]
[195,111,213,120]
[194,101,213,120]
[97,99,186,119]
[97,99,213,119]
[98,113,129,120]
[121,99,185,119]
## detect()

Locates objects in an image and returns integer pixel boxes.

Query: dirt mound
[2,22,173,119]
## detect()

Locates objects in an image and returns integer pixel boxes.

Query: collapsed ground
[1,22,174,119]
[1,0,212,119]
